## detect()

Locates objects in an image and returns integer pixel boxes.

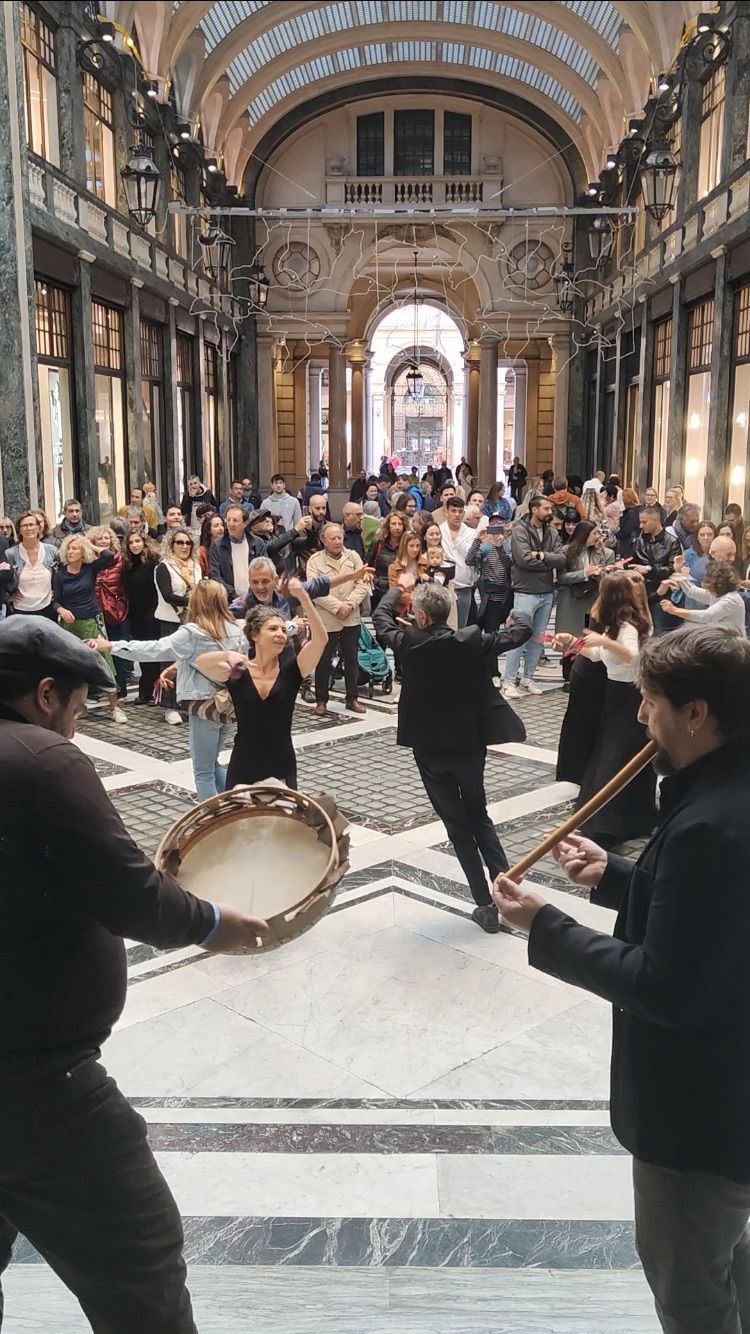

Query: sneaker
[165,709,183,725]
[519,678,543,695]
[501,681,521,699]
[472,904,501,934]
[111,706,128,724]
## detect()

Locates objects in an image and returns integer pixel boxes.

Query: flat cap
[246,510,270,527]
[0,617,115,690]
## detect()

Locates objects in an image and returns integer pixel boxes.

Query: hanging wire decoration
[405,249,425,402]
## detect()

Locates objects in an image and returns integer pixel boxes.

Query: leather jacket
[633,527,681,596]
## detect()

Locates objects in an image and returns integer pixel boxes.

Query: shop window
[651,317,672,499]
[728,285,750,510]
[92,300,126,520]
[698,63,726,200]
[21,3,59,165]
[84,72,116,205]
[394,110,434,177]
[356,112,384,177]
[140,320,164,494]
[443,112,471,176]
[203,341,219,496]
[684,299,715,510]
[34,280,75,521]
[175,332,194,498]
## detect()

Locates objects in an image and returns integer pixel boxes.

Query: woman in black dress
[196,580,328,789]
[120,531,163,704]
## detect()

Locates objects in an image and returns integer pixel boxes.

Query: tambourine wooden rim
[154,784,350,951]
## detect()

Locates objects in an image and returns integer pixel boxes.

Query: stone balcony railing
[325,175,494,207]
[26,155,238,316]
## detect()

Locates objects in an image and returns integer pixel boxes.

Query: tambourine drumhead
[177,813,331,918]
[154,784,350,952]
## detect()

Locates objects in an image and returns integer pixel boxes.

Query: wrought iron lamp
[553,244,575,314]
[198,227,236,284]
[121,144,161,228]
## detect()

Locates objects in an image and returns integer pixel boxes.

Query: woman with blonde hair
[91,579,243,800]
[53,531,124,722]
[153,526,203,722]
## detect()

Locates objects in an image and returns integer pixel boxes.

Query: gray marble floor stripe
[13,1217,637,1269]
[145,1122,623,1155]
[130,1097,610,1110]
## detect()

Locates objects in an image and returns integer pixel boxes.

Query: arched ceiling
[124,1,705,188]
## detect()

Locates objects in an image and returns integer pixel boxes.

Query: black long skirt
[575,678,656,849]
[556,653,607,785]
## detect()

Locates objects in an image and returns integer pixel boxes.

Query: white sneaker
[519,678,543,695]
[501,681,521,699]
[111,706,128,724]
[165,709,183,725]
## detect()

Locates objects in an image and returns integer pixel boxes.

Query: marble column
[308,366,322,473]
[727,5,750,173]
[256,337,277,491]
[123,278,143,490]
[0,0,40,513]
[236,320,259,484]
[635,301,654,497]
[667,277,688,489]
[364,360,373,473]
[548,332,571,479]
[162,299,180,505]
[217,332,232,502]
[347,340,368,477]
[55,2,86,183]
[464,341,481,474]
[476,338,498,488]
[70,253,99,520]
[327,342,348,517]
[705,246,733,518]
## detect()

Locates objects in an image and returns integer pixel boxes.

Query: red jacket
[95,552,128,623]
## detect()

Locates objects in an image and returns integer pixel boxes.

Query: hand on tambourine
[490,876,546,934]
[552,834,607,889]
[205,902,269,954]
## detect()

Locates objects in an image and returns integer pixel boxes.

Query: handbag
[186,687,235,724]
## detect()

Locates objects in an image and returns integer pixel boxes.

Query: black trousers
[414,749,508,906]
[0,1055,196,1333]
[479,594,513,634]
[315,624,360,703]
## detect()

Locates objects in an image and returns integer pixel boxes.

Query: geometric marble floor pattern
[6,676,660,1332]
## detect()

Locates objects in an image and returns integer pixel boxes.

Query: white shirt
[682,591,747,634]
[586,621,640,682]
[439,521,477,589]
[231,539,250,598]
[16,548,53,611]
[582,476,605,493]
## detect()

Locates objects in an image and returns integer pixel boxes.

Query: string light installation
[405,250,425,403]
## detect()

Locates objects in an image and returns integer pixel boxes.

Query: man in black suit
[493,625,750,1333]
[373,582,531,932]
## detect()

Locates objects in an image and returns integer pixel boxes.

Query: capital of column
[464,339,482,369]
[346,339,371,368]
[77,249,96,265]
[548,332,571,367]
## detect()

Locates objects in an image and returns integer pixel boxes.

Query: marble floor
[5,665,660,1333]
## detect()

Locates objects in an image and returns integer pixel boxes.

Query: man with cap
[0,618,267,1332]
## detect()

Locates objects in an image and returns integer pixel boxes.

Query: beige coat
[306,548,367,630]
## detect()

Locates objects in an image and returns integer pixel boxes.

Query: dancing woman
[570,572,655,848]
[196,580,328,790]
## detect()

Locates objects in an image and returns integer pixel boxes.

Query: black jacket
[529,745,750,1182]
[509,516,566,594]
[0,704,214,1067]
[179,488,218,525]
[373,588,531,753]
[343,527,366,561]
[208,529,295,598]
[617,504,642,559]
[633,526,681,597]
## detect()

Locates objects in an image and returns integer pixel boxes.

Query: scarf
[167,553,197,591]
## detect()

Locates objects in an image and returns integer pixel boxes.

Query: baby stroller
[330,624,393,698]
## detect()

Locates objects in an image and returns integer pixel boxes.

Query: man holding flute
[493,625,750,1334]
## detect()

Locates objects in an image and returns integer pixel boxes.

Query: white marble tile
[104,997,387,1099]
[413,1000,612,1102]
[141,1105,611,1127]
[193,893,395,986]
[158,1151,439,1218]
[437,1153,633,1220]
[492,742,558,766]
[392,894,580,995]
[127,944,203,978]
[217,926,581,1098]
[115,963,232,1030]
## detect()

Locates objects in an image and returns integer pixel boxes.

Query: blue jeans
[188,714,233,803]
[455,585,474,629]
[503,592,554,682]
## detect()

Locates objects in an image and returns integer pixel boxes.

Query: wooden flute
[506,739,659,882]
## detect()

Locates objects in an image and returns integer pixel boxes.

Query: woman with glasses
[154,527,203,724]
[5,510,59,619]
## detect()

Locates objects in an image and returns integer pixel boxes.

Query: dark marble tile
[145,1122,622,1155]
[88,755,127,776]
[178,1216,638,1269]
[129,1097,610,1110]
[110,780,195,857]
[76,707,197,759]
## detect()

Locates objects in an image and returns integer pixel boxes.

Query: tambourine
[155,784,350,951]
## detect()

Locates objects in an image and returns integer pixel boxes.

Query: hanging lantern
[553,247,575,314]
[406,365,425,401]
[249,264,270,309]
[198,226,236,284]
[587,215,615,263]
[640,140,680,221]
[121,144,161,228]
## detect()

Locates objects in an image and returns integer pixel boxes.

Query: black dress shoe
[472,904,501,934]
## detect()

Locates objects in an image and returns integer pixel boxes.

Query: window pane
[84,75,116,204]
[698,64,726,200]
[356,112,385,177]
[729,362,750,510]
[94,373,126,522]
[22,42,59,164]
[685,371,711,511]
[443,112,471,176]
[141,381,162,493]
[394,110,434,176]
[37,363,74,525]
[652,381,670,498]
[176,387,191,498]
